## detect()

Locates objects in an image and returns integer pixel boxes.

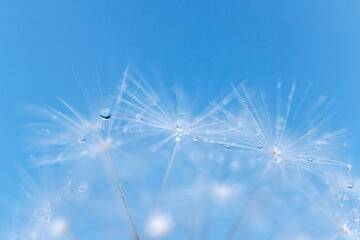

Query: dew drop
[348,182,354,190]
[257,146,263,150]
[46,129,51,134]
[354,215,360,222]
[192,135,199,141]
[78,136,86,143]
[224,145,231,150]
[307,157,313,163]
[100,108,112,120]
[277,83,282,89]
[347,164,352,170]
[77,181,88,192]
[174,115,188,132]
[135,114,143,122]
[42,215,51,223]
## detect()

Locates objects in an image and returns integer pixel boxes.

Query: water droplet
[78,181,88,192]
[175,136,181,142]
[174,115,188,132]
[78,136,86,142]
[241,100,246,104]
[224,145,231,150]
[344,195,349,201]
[192,135,199,141]
[307,157,313,163]
[257,146,263,150]
[46,129,51,134]
[42,215,51,223]
[354,215,360,222]
[100,108,112,120]
[277,83,282,89]
[135,114,143,122]
[347,164,352,170]
[348,182,354,190]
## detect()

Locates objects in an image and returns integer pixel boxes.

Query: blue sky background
[1,0,360,238]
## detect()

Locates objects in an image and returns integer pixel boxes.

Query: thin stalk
[225,161,272,240]
[105,150,140,240]
[143,140,179,240]
[154,140,180,211]
[328,233,342,240]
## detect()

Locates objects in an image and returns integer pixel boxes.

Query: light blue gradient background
[1,0,360,238]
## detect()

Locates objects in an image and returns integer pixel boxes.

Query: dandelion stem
[225,161,272,240]
[105,150,140,240]
[328,233,341,240]
[153,140,179,211]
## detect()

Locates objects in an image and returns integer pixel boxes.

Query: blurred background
[1,1,360,239]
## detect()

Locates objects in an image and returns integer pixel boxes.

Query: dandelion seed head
[271,147,281,157]
[342,224,350,234]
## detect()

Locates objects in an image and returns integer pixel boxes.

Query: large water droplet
[174,115,188,132]
[277,83,282,89]
[307,157,313,163]
[224,145,231,150]
[100,108,111,120]
[348,182,354,190]
[135,114,143,122]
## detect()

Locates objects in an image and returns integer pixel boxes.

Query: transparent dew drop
[224,145,231,150]
[354,215,360,222]
[307,157,313,163]
[58,194,64,201]
[77,181,88,192]
[277,82,282,89]
[174,115,188,132]
[348,182,354,190]
[192,135,199,141]
[135,114,143,122]
[42,215,51,223]
[257,146,263,150]
[344,195,349,201]
[347,164,352,170]
[78,136,86,143]
[100,108,112,120]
